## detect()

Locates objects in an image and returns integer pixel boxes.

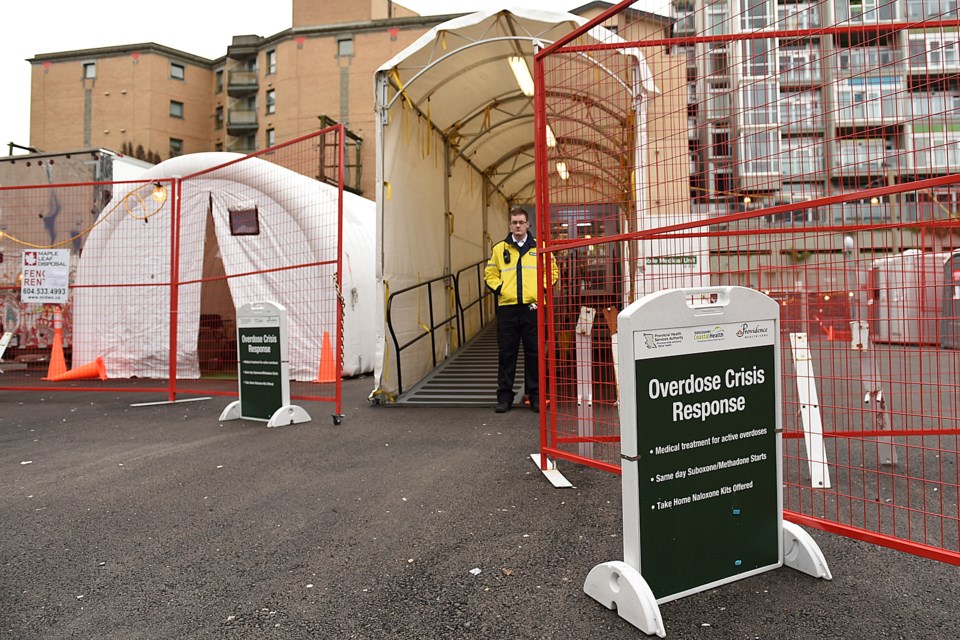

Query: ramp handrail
[454,259,495,335]
[385,274,460,396]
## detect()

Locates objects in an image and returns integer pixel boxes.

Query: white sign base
[584,561,665,638]
[219,400,311,428]
[782,521,832,579]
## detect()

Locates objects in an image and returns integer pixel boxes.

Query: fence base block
[529,454,573,488]
[267,405,312,428]
[584,561,665,638]
[782,521,832,580]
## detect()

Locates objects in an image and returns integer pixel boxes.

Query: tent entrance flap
[198,199,236,373]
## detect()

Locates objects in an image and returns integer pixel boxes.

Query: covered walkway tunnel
[371,7,656,402]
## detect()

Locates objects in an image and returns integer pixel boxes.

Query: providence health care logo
[736,322,770,340]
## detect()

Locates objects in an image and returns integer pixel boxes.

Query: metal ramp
[396,322,523,407]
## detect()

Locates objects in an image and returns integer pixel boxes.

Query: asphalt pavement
[1,378,958,639]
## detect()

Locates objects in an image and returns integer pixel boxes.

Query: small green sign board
[238,322,283,420]
[220,301,310,428]
[635,343,778,599]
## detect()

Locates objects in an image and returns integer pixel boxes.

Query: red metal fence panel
[536,1,960,563]
[0,128,346,416]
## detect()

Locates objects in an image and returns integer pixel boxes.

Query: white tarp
[73,152,376,380]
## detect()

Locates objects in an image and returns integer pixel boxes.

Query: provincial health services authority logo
[736,322,770,339]
[693,326,725,342]
[643,331,683,349]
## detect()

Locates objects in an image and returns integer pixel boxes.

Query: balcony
[834,101,904,125]
[777,4,821,30]
[834,48,900,79]
[831,140,896,176]
[908,94,960,120]
[227,108,258,135]
[834,83,904,126]
[835,0,898,23]
[672,11,694,35]
[908,37,960,73]
[778,59,822,86]
[227,139,257,155]
[227,70,258,96]
[909,135,960,174]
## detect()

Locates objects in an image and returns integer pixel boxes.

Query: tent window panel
[229,205,260,236]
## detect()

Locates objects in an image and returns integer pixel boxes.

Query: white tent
[74,152,376,380]
[371,7,653,400]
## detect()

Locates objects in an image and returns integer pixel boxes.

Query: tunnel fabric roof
[376,6,653,203]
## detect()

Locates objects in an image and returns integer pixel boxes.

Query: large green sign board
[635,343,778,599]
[584,289,832,637]
[238,323,283,420]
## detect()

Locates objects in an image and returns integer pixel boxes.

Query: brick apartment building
[26,1,683,198]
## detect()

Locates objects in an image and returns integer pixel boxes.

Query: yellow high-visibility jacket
[484,234,559,306]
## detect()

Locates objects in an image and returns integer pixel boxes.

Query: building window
[712,131,730,157]
[82,62,96,79]
[337,37,354,57]
[215,142,223,152]
[266,128,276,147]
[215,69,224,93]
[170,62,185,80]
[266,89,276,114]
[170,100,184,119]
[266,49,276,74]
[169,138,183,158]
[215,106,223,129]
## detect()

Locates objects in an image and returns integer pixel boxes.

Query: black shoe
[495,402,511,413]
[530,401,539,413]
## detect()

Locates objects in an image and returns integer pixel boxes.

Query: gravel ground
[1,378,958,639]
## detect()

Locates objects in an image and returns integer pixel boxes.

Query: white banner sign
[21,249,70,304]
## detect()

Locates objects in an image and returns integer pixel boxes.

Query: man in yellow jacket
[484,207,559,413]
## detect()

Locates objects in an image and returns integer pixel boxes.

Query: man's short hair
[509,206,528,220]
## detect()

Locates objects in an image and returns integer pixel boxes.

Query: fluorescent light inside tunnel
[546,125,557,148]
[556,161,569,180]
[508,56,535,97]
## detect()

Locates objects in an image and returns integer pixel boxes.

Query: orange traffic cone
[43,308,67,380]
[49,356,107,382]
[313,331,337,383]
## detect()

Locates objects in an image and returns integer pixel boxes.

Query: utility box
[940,251,960,349]
[870,250,949,345]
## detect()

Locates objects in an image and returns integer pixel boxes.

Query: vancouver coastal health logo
[736,322,770,339]
[693,326,725,343]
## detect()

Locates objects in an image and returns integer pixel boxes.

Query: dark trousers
[496,303,539,405]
